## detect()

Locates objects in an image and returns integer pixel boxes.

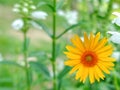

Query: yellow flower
[64,32,115,84]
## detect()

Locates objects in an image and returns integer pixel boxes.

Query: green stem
[52,0,57,90]
[114,73,120,90]
[23,32,30,90]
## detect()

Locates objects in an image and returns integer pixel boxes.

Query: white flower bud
[14,4,21,8]
[57,10,65,16]
[13,8,20,13]
[22,7,28,13]
[112,12,120,17]
[112,12,120,26]
[12,19,24,30]
[112,17,120,26]
[112,52,120,61]
[30,5,36,10]
[31,11,48,19]
[24,2,29,7]
[107,31,120,44]
[65,10,78,25]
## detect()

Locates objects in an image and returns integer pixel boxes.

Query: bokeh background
[0,0,120,90]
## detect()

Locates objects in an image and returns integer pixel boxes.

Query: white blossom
[57,10,65,16]
[112,3,119,9]
[23,2,29,7]
[13,8,20,13]
[65,10,78,25]
[22,7,28,13]
[112,12,120,26]
[12,19,24,30]
[14,4,21,8]
[13,4,21,13]
[57,10,78,25]
[107,31,120,44]
[112,51,120,61]
[31,11,48,19]
[30,5,36,10]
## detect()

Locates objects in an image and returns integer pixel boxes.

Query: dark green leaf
[38,2,54,11]
[58,66,71,79]
[0,61,23,68]
[29,61,50,78]
[58,79,62,90]
[29,51,48,61]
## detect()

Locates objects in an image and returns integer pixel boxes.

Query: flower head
[107,31,120,44]
[112,12,120,26]
[12,19,24,30]
[64,32,115,84]
[57,10,78,25]
[31,11,48,20]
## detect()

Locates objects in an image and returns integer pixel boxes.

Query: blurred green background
[0,0,120,90]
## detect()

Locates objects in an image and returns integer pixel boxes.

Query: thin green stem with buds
[23,31,30,90]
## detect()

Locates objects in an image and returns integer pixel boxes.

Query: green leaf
[56,0,65,10]
[58,79,62,90]
[0,61,23,68]
[29,61,50,78]
[38,2,54,11]
[29,51,48,61]
[58,66,71,79]
[32,20,52,38]
[56,21,84,39]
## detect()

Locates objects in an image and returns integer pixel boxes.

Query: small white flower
[65,10,78,25]
[57,10,65,16]
[14,4,21,8]
[24,2,29,7]
[12,19,24,30]
[107,31,120,44]
[112,51,120,61]
[112,17,120,26]
[112,12,120,26]
[30,5,36,10]
[57,10,78,25]
[13,8,20,13]
[112,12,120,17]
[22,7,28,13]
[31,11,48,19]
[113,3,119,9]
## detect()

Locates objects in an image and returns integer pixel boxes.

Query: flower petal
[64,52,80,59]
[65,60,80,66]
[66,45,82,55]
[92,32,100,49]
[69,64,81,74]
[71,35,85,52]
[97,63,110,74]
[89,67,95,84]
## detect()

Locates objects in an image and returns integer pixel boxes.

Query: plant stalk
[52,0,57,90]
[23,32,30,90]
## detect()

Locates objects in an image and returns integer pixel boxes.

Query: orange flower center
[81,51,98,67]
